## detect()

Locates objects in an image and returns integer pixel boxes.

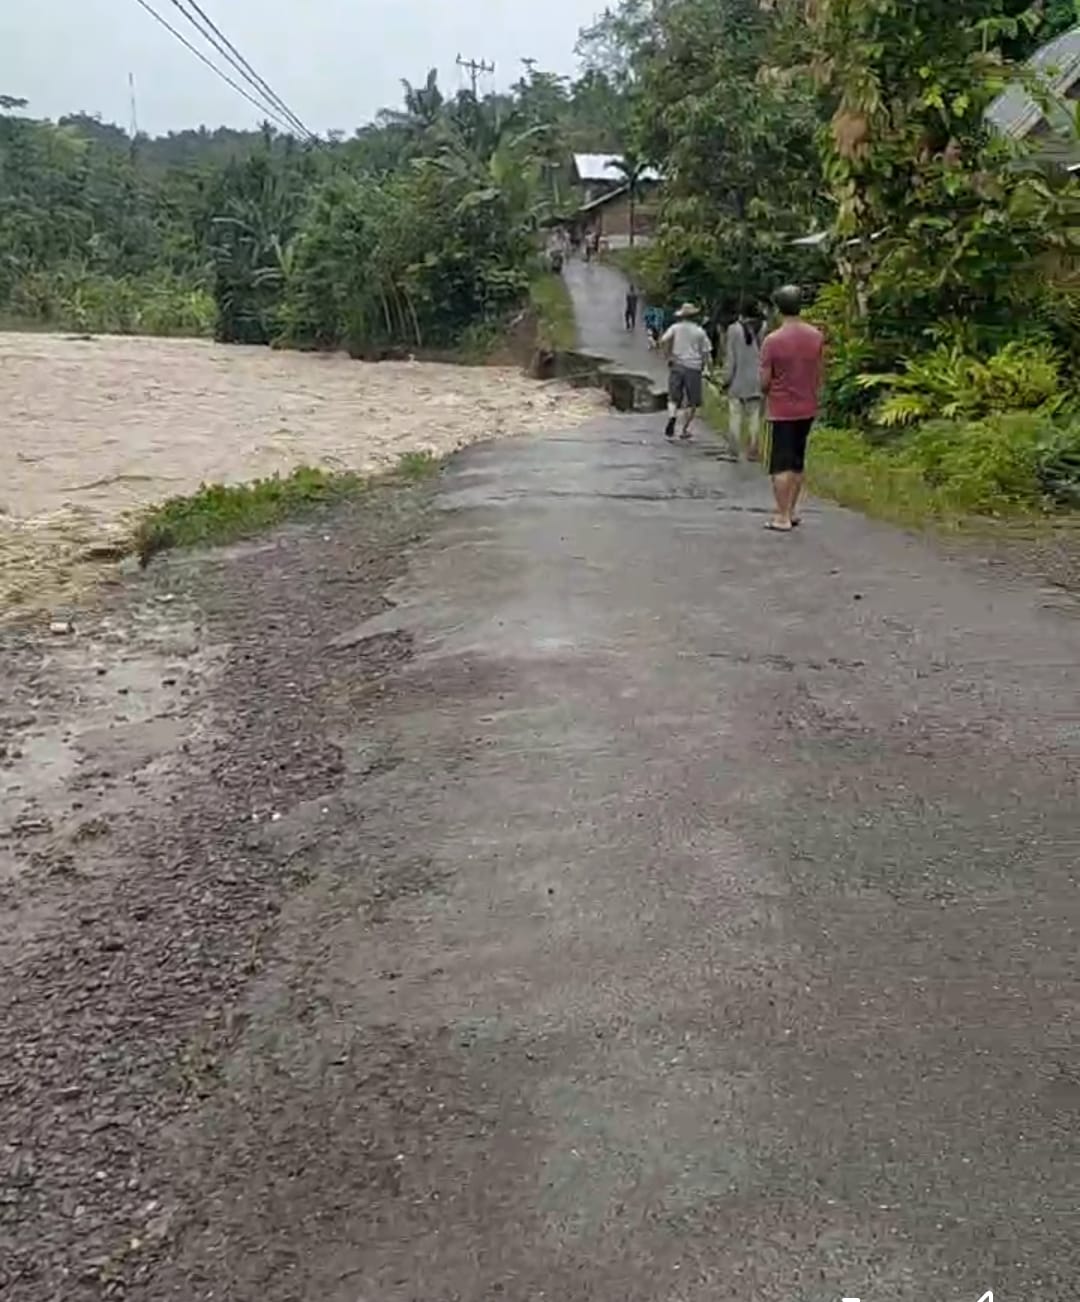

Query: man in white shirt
[660,303,713,440]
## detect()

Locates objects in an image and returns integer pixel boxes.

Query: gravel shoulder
[0,480,437,1299]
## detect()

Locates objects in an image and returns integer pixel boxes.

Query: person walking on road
[722,309,764,461]
[759,285,825,532]
[625,283,640,332]
[660,303,713,441]
[644,303,666,348]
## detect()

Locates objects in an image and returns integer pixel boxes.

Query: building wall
[585,190,660,240]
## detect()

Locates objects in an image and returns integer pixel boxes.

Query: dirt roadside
[0,480,439,1300]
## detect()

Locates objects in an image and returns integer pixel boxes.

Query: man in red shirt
[759,285,825,532]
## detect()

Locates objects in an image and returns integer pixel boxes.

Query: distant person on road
[660,303,713,441]
[625,283,640,331]
[644,304,665,348]
[759,285,825,532]
[722,310,764,461]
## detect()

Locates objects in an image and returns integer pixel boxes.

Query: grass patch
[807,429,970,527]
[807,418,1077,527]
[134,455,439,565]
[601,246,664,301]
[529,272,576,351]
[706,388,1080,528]
[396,450,441,482]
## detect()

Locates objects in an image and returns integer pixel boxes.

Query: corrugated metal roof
[986,24,1080,137]
[572,153,662,184]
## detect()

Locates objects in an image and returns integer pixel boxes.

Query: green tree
[377,69,446,136]
[1001,0,1079,59]
[785,0,1080,332]
[280,160,534,354]
[0,49,635,346]
[205,144,318,344]
[585,0,822,310]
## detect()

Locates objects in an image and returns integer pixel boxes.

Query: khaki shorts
[668,365,704,408]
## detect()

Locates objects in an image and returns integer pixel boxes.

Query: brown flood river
[1,332,604,612]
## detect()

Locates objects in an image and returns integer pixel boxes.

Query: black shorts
[769,418,814,474]
[669,365,703,409]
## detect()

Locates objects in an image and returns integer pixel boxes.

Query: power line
[175,0,312,139]
[130,0,296,134]
[166,0,314,139]
[164,0,310,138]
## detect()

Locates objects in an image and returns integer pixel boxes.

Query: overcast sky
[2,0,606,136]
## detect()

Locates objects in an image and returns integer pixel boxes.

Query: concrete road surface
[155,258,1080,1300]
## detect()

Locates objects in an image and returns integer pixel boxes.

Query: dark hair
[739,310,763,346]
[773,284,802,316]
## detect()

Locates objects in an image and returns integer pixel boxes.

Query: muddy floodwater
[0,332,604,610]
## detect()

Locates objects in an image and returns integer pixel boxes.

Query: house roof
[986,24,1080,138]
[572,153,662,184]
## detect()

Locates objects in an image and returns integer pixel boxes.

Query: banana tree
[207,151,306,343]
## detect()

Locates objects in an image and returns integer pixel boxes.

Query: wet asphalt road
[85,264,1078,1301]
[285,264,1080,1299]
[563,254,671,391]
[311,417,1079,1302]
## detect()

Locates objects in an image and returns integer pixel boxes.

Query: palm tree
[612,150,647,247]
[377,69,445,133]
[422,117,555,226]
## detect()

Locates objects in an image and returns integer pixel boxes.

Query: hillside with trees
[0,64,627,348]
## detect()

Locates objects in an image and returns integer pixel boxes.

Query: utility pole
[128,72,139,161]
[456,53,494,98]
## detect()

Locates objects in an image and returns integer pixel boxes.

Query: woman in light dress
[722,310,764,461]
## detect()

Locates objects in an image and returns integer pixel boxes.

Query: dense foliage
[579,0,825,313]
[0,63,628,347]
[590,0,1080,514]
